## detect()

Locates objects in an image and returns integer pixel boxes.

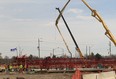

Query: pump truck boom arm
[55,0,72,58]
[55,0,70,26]
[56,8,84,58]
[82,0,116,46]
[55,24,72,58]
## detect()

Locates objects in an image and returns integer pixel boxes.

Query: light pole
[53,47,64,57]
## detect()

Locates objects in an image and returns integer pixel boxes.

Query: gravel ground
[0,73,73,79]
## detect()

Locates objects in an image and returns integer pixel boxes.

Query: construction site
[0,0,116,79]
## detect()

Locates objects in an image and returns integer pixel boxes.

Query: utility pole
[109,41,111,56]
[37,38,40,58]
[89,46,91,57]
[18,46,23,57]
[53,49,54,56]
[86,45,88,58]
[16,48,18,57]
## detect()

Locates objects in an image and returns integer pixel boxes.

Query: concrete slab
[83,73,100,79]
[83,71,116,79]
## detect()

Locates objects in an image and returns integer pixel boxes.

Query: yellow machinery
[82,0,116,46]
[55,0,72,58]
[56,8,84,58]
[55,0,84,58]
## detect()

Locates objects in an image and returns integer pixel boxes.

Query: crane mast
[82,0,116,46]
[56,8,84,58]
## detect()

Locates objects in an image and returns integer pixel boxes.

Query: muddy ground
[0,73,73,79]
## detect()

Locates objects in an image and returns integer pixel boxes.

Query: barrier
[83,73,99,79]
[15,57,116,70]
[72,69,81,79]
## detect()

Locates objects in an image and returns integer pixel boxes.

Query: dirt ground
[0,73,73,79]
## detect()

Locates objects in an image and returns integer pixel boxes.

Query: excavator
[81,0,116,46]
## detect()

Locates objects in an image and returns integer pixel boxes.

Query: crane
[82,0,116,46]
[56,8,84,58]
[55,0,72,58]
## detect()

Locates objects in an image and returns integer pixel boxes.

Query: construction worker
[19,64,23,73]
[9,64,13,72]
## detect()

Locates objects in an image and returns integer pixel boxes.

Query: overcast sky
[0,0,116,58]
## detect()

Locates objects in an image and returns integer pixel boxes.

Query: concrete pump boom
[55,0,70,26]
[55,0,72,58]
[56,8,84,58]
[82,0,116,46]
